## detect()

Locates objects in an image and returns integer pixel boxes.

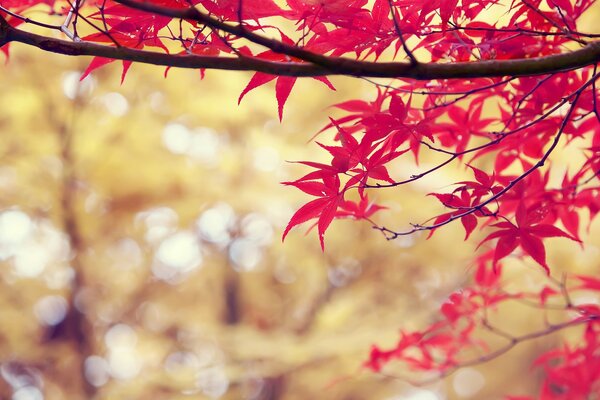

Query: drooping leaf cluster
[367,252,600,399]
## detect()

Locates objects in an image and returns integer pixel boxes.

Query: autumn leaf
[282,172,343,250]
[479,202,580,274]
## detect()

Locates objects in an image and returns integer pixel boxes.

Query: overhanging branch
[1,11,600,79]
[0,14,10,47]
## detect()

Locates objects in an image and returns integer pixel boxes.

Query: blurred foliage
[0,40,599,400]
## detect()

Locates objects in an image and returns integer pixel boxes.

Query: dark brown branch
[0,5,63,30]
[2,11,600,79]
[113,0,600,78]
[111,0,350,68]
[386,0,417,65]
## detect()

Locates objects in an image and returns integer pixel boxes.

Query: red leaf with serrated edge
[389,95,406,120]
[338,195,386,220]
[318,195,341,250]
[474,259,500,287]
[238,72,276,105]
[368,165,394,183]
[282,197,329,242]
[493,235,519,266]
[429,192,458,206]
[329,118,359,150]
[333,100,371,112]
[515,201,528,227]
[275,77,297,121]
[539,286,558,305]
[519,233,548,274]
[293,160,338,172]
[560,209,580,240]
[81,56,115,81]
[575,275,600,291]
[461,214,477,240]
[426,213,452,239]
[528,224,579,241]
[292,169,325,183]
[282,180,328,196]
[468,165,491,187]
[1,43,9,61]
[313,76,336,91]
[121,61,132,84]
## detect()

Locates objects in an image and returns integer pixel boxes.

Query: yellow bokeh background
[2,7,600,398]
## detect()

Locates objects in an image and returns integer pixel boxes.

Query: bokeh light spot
[62,71,95,99]
[162,123,192,155]
[229,239,262,271]
[34,295,68,326]
[101,92,129,117]
[196,203,236,246]
[0,210,32,247]
[12,386,43,400]
[84,356,110,387]
[453,368,485,398]
[154,231,202,278]
[196,366,229,398]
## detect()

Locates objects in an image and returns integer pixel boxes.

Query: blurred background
[0,33,598,399]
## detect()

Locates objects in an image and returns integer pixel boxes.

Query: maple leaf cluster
[3,0,600,397]
[366,254,600,398]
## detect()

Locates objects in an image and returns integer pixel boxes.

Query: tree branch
[2,10,600,79]
[0,13,10,47]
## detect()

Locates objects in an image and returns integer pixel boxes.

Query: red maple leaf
[238,34,334,121]
[282,171,343,250]
[479,202,580,274]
